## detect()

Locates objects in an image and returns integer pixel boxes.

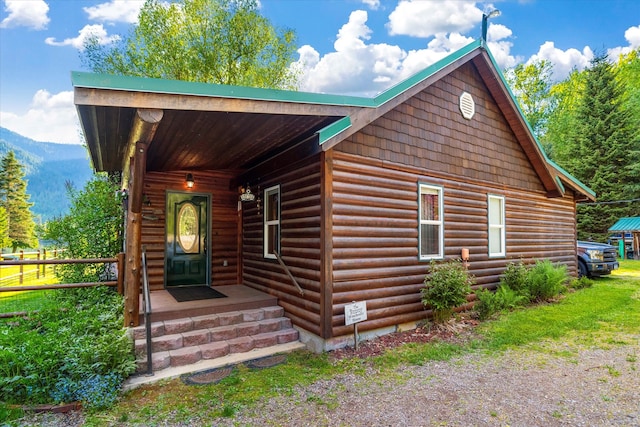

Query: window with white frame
[488,194,505,257]
[263,185,280,259]
[419,183,444,260]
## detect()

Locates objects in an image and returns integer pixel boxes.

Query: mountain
[0,127,94,222]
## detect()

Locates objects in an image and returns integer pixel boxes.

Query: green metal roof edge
[372,40,482,106]
[480,46,596,199]
[608,217,640,231]
[317,117,352,144]
[547,158,596,198]
[71,71,376,108]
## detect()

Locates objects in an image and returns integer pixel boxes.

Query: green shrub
[500,260,531,301]
[0,286,136,410]
[526,259,568,301]
[421,259,474,323]
[474,285,528,320]
[474,288,497,320]
[570,276,594,290]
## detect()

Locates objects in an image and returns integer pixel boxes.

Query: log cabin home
[73,39,595,355]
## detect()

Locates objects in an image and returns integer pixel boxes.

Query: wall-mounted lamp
[239,184,256,202]
[185,173,194,189]
[481,9,500,42]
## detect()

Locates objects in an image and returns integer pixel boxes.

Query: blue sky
[1,0,638,144]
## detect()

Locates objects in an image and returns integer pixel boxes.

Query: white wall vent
[459,92,475,120]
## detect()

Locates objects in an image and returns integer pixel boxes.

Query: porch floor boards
[140,285,278,324]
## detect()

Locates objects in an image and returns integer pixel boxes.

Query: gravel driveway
[16,336,640,427]
[230,342,640,427]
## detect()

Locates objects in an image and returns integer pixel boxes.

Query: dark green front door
[165,191,210,287]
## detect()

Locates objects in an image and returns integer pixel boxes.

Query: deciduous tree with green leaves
[42,175,124,283]
[0,151,38,252]
[505,59,556,142]
[543,69,585,167]
[81,0,299,89]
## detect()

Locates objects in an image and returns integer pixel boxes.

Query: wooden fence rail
[0,253,126,315]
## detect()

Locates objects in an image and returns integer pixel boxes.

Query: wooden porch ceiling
[76,103,343,173]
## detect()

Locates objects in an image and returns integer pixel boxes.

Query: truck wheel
[577,261,588,278]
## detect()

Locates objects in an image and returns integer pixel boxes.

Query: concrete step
[135,327,299,372]
[131,306,285,340]
[132,306,298,373]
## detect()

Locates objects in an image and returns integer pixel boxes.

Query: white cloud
[0,90,83,144]
[361,0,381,10]
[0,0,49,30]
[528,41,594,81]
[607,25,640,61]
[293,11,408,96]
[487,24,521,70]
[45,24,120,50]
[625,25,640,48]
[397,32,475,81]
[387,0,481,38]
[293,6,519,97]
[84,0,144,24]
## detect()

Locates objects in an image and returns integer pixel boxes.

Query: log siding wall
[328,61,578,338]
[242,157,324,337]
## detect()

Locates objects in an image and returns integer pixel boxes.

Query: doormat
[182,355,287,386]
[167,286,227,302]
[245,354,288,370]
[182,366,235,385]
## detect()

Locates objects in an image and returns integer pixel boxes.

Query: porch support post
[123,109,163,327]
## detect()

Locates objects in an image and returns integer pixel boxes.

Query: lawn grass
[0,264,59,314]
[57,260,640,425]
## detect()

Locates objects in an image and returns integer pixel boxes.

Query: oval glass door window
[177,202,199,253]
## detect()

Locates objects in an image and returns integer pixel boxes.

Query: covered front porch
[140,284,278,324]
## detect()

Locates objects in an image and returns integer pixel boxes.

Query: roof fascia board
[74,86,361,118]
[71,71,375,108]
[548,160,597,200]
[317,117,352,143]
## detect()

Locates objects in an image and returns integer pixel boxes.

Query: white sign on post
[344,301,367,326]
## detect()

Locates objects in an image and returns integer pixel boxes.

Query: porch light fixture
[481,9,501,42]
[185,173,195,189]
[239,184,256,202]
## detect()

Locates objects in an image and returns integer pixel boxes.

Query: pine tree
[0,207,9,249]
[573,54,640,240]
[0,151,38,251]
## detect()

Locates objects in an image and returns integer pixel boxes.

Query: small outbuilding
[608,217,640,259]
[73,39,594,351]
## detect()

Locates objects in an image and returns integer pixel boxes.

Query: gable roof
[72,39,594,201]
[609,217,640,232]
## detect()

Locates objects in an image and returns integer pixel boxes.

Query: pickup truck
[577,240,619,278]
